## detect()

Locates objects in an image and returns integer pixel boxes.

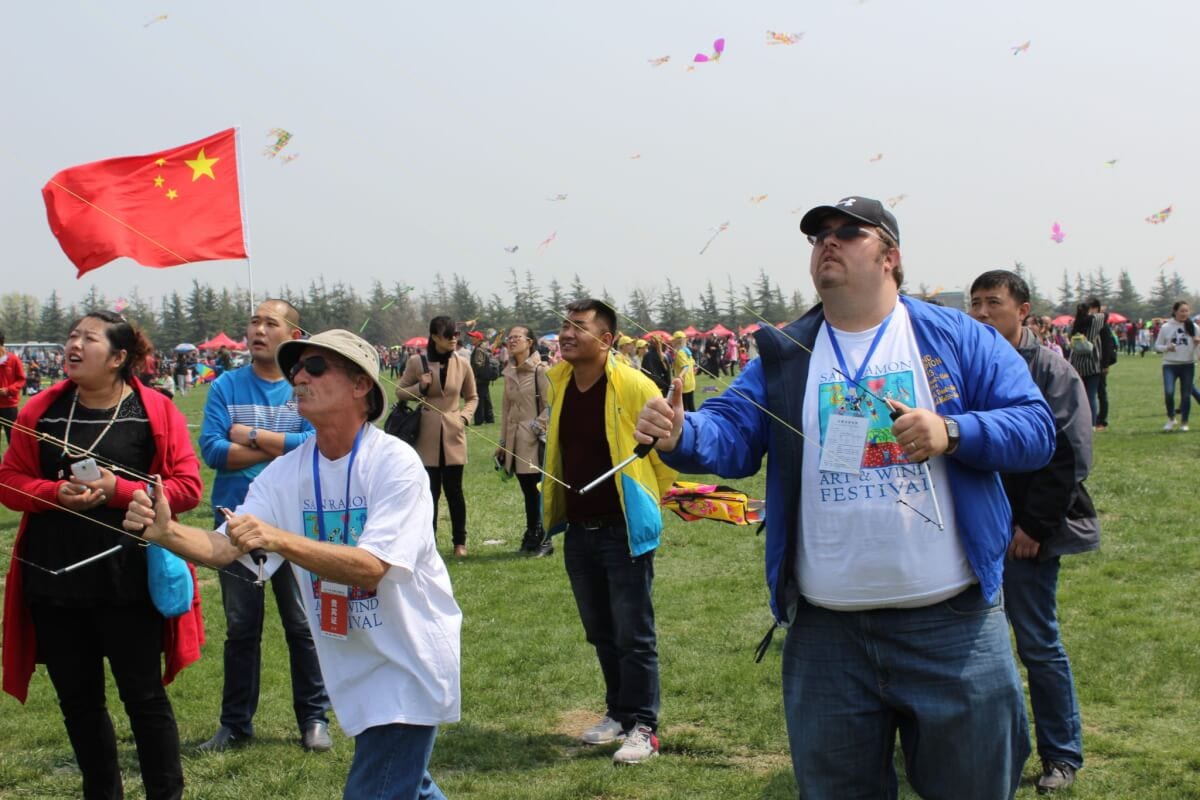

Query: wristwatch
[248,428,259,449]
[943,417,960,455]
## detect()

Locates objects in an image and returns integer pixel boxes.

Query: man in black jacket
[970,270,1100,794]
[1094,304,1118,430]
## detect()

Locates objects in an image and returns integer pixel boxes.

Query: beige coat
[498,352,550,475]
[397,351,478,467]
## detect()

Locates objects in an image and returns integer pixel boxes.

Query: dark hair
[0,329,5,346]
[1086,297,1102,311]
[564,298,616,335]
[510,324,534,342]
[72,310,152,382]
[969,270,1030,305]
[876,230,903,288]
[1173,301,1196,337]
[1071,303,1091,336]
[429,315,456,338]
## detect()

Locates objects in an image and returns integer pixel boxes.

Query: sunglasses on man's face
[806,224,885,247]
[288,355,331,382]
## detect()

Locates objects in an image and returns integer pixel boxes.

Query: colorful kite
[694,38,725,63]
[749,194,768,204]
[765,31,803,46]
[1050,222,1065,243]
[112,297,129,313]
[1145,205,1173,224]
[144,14,168,27]
[263,128,292,159]
[699,221,730,255]
[504,245,519,253]
[1011,41,1031,55]
[886,194,908,209]
[868,153,884,162]
[647,55,670,67]
[538,231,557,252]
[546,193,568,202]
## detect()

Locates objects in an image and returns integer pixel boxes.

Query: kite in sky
[886,194,908,208]
[765,31,803,45]
[1050,222,1065,243]
[144,14,168,27]
[263,129,292,159]
[1158,255,1176,268]
[1104,159,1119,166]
[694,38,725,63]
[504,245,519,253]
[546,193,568,202]
[647,56,670,67]
[699,222,730,255]
[1145,205,1173,224]
[749,194,768,204]
[538,232,557,252]
[281,153,300,165]
[1011,41,1031,55]
[868,153,884,162]
[112,297,129,313]
[789,208,804,215]
[629,153,641,160]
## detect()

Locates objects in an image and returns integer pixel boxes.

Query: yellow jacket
[673,346,697,393]
[542,356,676,556]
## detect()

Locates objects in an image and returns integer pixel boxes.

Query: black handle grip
[249,548,267,565]
[633,440,655,458]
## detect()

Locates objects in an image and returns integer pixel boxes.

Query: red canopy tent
[197,332,241,351]
[739,323,760,335]
[683,325,701,337]
[1106,312,1129,324]
[642,330,670,341]
[706,323,734,337]
[1051,315,1074,328]
[404,336,428,348]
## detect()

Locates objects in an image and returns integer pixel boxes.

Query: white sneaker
[612,724,659,764]
[1183,424,1191,432]
[1164,419,1178,431]
[580,716,624,745]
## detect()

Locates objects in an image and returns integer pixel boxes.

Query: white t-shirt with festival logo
[227,424,461,736]
[797,301,974,610]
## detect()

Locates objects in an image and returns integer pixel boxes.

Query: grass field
[1,354,1199,799]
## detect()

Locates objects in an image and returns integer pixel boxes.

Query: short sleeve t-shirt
[798,301,974,610]
[230,424,461,735]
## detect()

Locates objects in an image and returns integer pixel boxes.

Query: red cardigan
[0,378,206,703]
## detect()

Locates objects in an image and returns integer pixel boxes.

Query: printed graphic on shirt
[301,497,382,632]
[817,365,914,470]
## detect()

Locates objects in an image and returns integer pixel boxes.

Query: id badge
[819,413,870,474]
[319,581,349,640]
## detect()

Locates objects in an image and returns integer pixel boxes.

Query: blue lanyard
[311,425,364,544]
[825,312,893,406]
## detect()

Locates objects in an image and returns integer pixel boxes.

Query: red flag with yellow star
[42,128,248,277]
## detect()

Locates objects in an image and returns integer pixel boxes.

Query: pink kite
[1050,222,1065,243]
[1145,205,1173,224]
[694,38,725,63]
[538,231,557,252]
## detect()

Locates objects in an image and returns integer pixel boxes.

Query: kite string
[0,416,155,484]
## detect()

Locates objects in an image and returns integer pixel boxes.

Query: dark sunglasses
[806,224,884,246]
[288,355,330,381]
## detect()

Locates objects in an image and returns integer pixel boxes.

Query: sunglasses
[435,331,460,340]
[288,355,331,381]
[806,224,885,246]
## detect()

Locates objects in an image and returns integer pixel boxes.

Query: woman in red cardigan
[0,310,204,800]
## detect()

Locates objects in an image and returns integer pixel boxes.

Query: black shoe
[198,725,250,752]
[301,720,333,752]
[1036,760,1076,793]
[518,528,538,553]
[532,533,554,558]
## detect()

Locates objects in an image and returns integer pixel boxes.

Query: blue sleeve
[282,420,315,453]
[199,375,233,470]
[661,358,771,477]
[949,318,1055,473]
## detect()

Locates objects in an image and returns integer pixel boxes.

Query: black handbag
[384,355,427,446]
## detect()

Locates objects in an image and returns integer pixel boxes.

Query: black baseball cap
[799,196,900,244]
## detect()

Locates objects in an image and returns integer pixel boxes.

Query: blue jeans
[215,557,330,736]
[1003,555,1082,768]
[564,523,660,731]
[343,723,444,800]
[782,584,1029,799]
[1162,363,1199,422]
[1080,373,1101,425]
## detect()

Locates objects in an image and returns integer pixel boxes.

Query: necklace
[62,383,130,458]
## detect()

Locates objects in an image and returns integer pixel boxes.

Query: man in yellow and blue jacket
[670,331,697,411]
[542,299,675,766]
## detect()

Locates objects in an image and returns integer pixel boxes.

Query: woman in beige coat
[398,316,478,556]
[493,325,551,556]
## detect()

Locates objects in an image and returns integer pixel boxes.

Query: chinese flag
[42,128,248,277]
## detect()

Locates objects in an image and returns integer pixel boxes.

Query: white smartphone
[70,457,102,483]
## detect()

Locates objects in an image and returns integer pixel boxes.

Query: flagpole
[233,125,254,311]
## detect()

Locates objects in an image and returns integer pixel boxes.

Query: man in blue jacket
[635,197,1056,799]
[198,299,331,752]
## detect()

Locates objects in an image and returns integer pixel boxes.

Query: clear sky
[2,1,1196,310]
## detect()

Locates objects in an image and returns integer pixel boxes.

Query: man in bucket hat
[127,329,461,800]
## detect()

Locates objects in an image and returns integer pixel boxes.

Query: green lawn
[1,356,1198,798]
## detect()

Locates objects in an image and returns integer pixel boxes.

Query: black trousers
[473,379,495,424]
[32,603,183,800]
[517,472,541,531]
[0,406,16,444]
[427,465,467,545]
